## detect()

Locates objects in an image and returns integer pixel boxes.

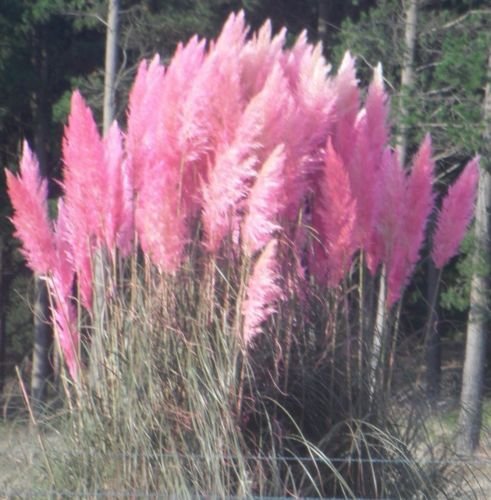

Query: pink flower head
[240,19,286,100]
[384,137,435,307]
[404,134,434,269]
[6,141,56,275]
[102,121,133,254]
[432,157,480,269]
[332,51,360,166]
[242,145,287,256]
[126,55,165,193]
[310,138,357,286]
[243,239,284,345]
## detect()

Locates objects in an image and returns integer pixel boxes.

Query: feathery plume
[126,56,165,193]
[374,149,407,306]
[350,64,389,252]
[243,239,284,345]
[62,91,105,309]
[403,134,434,270]
[240,19,286,100]
[63,91,106,239]
[432,157,480,269]
[6,141,56,275]
[332,51,360,166]
[385,138,434,306]
[242,145,286,256]
[103,121,132,254]
[310,139,357,286]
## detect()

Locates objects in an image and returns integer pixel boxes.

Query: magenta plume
[375,149,407,306]
[243,239,284,345]
[103,121,133,254]
[310,139,357,286]
[432,157,480,269]
[242,145,286,256]
[126,56,165,193]
[241,19,286,100]
[332,52,360,167]
[350,65,389,253]
[6,141,56,275]
[63,91,106,240]
[403,134,435,271]
[385,138,435,306]
[62,91,106,309]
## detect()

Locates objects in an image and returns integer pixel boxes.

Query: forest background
[0,0,490,467]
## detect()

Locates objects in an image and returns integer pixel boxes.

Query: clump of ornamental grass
[6,11,480,497]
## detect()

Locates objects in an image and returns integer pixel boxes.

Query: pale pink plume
[243,239,284,345]
[6,141,56,275]
[365,64,389,159]
[62,91,106,309]
[365,147,393,274]
[134,37,208,270]
[135,162,188,272]
[179,14,247,221]
[63,91,106,238]
[242,145,287,256]
[332,51,360,166]
[432,157,480,269]
[281,41,336,222]
[384,138,434,306]
[202,144,258,253]
[403,134,435,271]
[349,64,389,253]
[240,19,286,99]
[281,30,308,91]
[154,35,206,218]
[103,121,133,254]
[51,199,75,299]
[310,139,357,286]
[126,56,165,193]
[202,63,291,253]
[372,149,407,306]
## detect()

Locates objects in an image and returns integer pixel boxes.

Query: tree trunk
[397,0,418,167]
[30,279,51,410]
[90,0,120,391]
[425,258,441,402]
[103,0,119,134]
[456,48,491,456]
[369,0,419,404]
[30,24,52,415]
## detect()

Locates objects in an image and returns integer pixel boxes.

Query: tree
[103,0,119,133]
[457,47,491,455]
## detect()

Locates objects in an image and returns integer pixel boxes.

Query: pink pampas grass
[243,239,284,345]
[6,141,56,275]
[432,157,480,269]
[242,145,287,256]
[310,138,357,286]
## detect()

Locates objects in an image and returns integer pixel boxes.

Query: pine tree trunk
[31,278,51,411]
[90,0,120,391]
[397,0,418,167]
[456,48,491,456]
[103,0,119,134]
[369,0,419,403]
[30,25,52,415]
[425,258,441,402]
